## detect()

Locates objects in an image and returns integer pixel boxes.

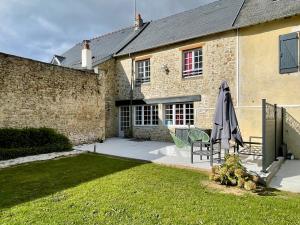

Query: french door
[119,106,130,137]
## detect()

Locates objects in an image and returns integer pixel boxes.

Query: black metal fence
[262,99,284,172]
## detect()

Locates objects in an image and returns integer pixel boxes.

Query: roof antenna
[134,0,137,19]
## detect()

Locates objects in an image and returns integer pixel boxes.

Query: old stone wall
[97,59,118,138]
[0,53,105,144]
[116,31,237,141]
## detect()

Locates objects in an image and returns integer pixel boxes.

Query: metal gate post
[262,99,267,172]
[274,104,277,160]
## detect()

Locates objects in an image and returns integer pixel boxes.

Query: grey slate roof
[234,0,300,28]
[57,0,300,68]
[116,0,244,56]
[58,25,146,69]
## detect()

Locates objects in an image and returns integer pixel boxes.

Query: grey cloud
[0,0,215,62]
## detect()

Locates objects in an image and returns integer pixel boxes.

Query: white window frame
[134,105,158,126]
[119,106,131,132]
[182,48,203,78]
[136,59,150,84]
[164,103,195,127]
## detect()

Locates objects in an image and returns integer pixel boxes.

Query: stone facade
[96,59,118,138]
[0,53,105,144]
[115,31,237,141]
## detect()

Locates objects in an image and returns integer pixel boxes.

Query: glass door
[119,106,130,137]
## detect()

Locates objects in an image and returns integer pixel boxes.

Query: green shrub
[0,128,72,160]
[209,154,259,191]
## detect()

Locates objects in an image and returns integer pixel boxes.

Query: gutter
[236,28,240,108]
[232,0,245,108]
[129,53,134,137]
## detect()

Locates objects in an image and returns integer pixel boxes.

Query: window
[120,106,130,132]
[134,105,158,126]
[182,48,203,77]
[280,32,299,74]
[136,59,150,84]
[164,103,194,126]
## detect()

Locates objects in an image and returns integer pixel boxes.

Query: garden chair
[188,128,221,165]
[170,132,190,149]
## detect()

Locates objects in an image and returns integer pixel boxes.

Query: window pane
[185,103,194,125]
[165,104,173,125]
[135,106,143,125]
[120,106,130,131]
[136,59,150,84]
[135,105,158,126]
[152,105,159,125]
[164,103,194,126]
[175,104,184,125]
[183,48,203,77]
[144,105,151,125]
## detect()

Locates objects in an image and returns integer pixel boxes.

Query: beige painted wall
[239,16,300,158]
[116,31,237,141]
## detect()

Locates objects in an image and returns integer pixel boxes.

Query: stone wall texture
[97,59,118,138]
[0,53,105,144]
[116,31,237,141]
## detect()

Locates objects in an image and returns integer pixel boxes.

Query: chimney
[81,40,92,70]
[135,14,143,30]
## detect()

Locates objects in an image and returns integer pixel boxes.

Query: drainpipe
[236,28,240,108]
[129,53,134,138]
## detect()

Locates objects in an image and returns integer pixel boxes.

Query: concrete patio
[75,138,262,173]
[269,160,300,193]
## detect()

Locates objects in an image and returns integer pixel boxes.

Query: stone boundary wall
[0,52,105,144]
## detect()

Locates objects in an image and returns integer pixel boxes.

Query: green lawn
[0,154,300,225]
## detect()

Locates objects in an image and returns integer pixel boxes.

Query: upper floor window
[135,105,158,126]
[182,48,203,78]
[136,59,150,84]
[164,103,194,126]
[280,32,299,74]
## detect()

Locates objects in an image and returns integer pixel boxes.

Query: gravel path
[0,150,85,169]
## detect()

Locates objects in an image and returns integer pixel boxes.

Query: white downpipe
[236,28,240,108]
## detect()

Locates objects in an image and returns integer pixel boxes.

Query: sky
[0,0,215,62]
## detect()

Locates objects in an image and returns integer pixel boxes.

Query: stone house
[52,0,300,157]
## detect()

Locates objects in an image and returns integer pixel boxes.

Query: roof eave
[233,13,300,30]
[114,27,238,57]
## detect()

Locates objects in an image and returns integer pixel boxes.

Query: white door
[119,106,130,137]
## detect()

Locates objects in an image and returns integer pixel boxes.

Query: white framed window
[134,105,158,126]
[182,48,203,77]
[119,106,131,132]
[136,59,150,84]
[164,103,194,126]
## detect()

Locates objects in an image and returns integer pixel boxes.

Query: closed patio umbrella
[211,81,243,150]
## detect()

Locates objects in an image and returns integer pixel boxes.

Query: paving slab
[75,138,262,173]
[269,160,300,193]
